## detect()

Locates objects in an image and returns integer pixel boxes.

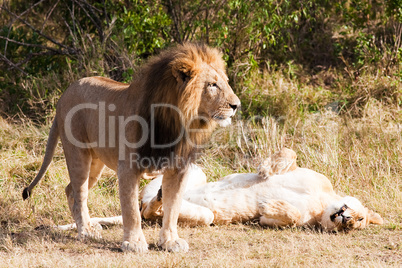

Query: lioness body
[23,43,240,253]
[140,149,383,231]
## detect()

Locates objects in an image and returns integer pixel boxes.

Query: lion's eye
[357,217,364,221]
[209,83,218,88]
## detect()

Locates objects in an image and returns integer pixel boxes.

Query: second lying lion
[59,148,383,232]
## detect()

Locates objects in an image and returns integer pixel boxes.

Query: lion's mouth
[215,117,232,127]
[330,204,353,227]
[330,204,348,222]
[212,111,234,127]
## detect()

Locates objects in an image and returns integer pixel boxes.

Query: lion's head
[321,196,383,231]
[136,43,240,170]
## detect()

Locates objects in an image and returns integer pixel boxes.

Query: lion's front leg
[118,166,148,253]
[158,168,189,252]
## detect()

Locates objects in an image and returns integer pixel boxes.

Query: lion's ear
[368,209,383,225]
[173,68,191,84]
[171,58,196,84]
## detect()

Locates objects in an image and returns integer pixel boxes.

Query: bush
[0,0,401,119]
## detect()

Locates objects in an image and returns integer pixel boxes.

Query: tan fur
[23,43,240,253]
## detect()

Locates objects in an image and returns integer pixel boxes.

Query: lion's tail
[22,119,59,200]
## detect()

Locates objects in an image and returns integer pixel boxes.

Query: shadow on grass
[2,216,385,254]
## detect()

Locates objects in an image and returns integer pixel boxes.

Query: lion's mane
[134,43,225,170]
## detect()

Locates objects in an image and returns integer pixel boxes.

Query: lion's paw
[121,241,149,253]
[77,223,103,240]
[159,238,189,253]
[78,223,102,241]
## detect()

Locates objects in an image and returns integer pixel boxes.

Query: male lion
[57,148,383,232]
[22,43,240,253]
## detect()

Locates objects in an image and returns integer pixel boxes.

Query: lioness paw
[121,241,149,253]
[159,238,189,253]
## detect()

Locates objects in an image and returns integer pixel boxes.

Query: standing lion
[22,43,240,253]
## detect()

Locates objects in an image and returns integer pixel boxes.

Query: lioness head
[321,196,383,231]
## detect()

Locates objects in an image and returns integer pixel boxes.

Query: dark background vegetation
[0,0,401,120]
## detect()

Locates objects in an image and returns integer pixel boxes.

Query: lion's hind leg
[64,154,105,240]
[259,200,301,228]
[65,158,105,212]
[86,158,106,233]
[57,216,123,231]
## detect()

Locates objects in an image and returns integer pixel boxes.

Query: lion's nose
[229,103,238,111]
[229,99,241,111]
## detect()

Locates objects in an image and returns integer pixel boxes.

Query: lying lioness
[59,148,383,232]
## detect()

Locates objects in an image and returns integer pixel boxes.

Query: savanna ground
[1,1,402,267]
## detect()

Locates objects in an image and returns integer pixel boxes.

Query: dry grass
[1,224,401,267]
[1,71,402,266]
